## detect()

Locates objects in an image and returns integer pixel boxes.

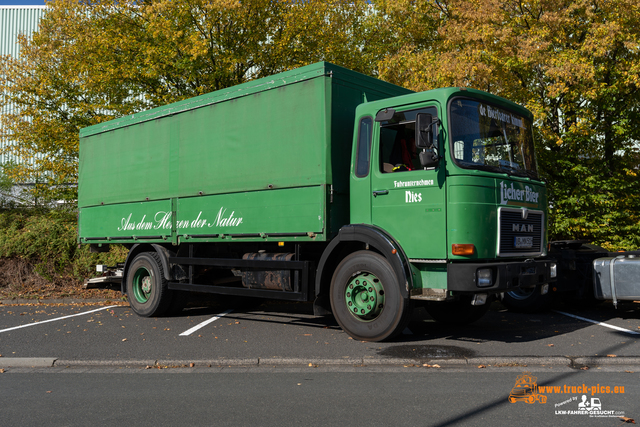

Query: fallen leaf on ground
[547,344,554,347]
[619,416,635,424]
[189,363,195,368]
[478,365,486,369]
[606,354,617,357]
[0,369,5,373]
[580,366,589,370]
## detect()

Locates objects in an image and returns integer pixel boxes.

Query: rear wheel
[127,252,172,317]
[330,251,412,342]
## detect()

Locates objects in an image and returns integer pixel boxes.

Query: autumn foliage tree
[375,0,640,250]
[0,0,375,205]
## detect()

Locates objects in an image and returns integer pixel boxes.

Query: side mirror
[415,113,439,168]
[416,113,433,149]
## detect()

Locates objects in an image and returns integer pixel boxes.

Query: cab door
[370,105,447,259]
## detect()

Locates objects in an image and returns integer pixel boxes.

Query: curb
[0,358,56,368]
[0,298,126,305]
[4,356,640,369]
[573,356,640,366]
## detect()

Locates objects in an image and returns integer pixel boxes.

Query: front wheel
[126,252,172,317]
[330,251,412,342]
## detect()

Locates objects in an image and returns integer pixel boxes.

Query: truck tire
[501,285,552,313]
[126,252,172,317]
[424,296,490,326]
[330,251,412,342]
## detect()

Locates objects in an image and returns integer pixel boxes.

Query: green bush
[0,208,127,287]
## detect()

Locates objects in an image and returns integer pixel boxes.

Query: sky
[0,0,46,5]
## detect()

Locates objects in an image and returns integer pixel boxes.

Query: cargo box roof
[80,62,412,138]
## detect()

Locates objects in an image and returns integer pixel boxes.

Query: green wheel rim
[132,266,153,303]
[344,272,385,321]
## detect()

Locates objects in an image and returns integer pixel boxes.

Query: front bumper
[447,259,556,293]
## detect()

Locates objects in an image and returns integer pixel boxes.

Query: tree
[0,0,374,205]
[374,0,640,250]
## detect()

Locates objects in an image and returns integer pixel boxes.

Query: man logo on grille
[512,224,534,233]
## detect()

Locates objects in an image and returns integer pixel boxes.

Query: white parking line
[553,310,640,335]
[0,305,119,334]
[179,309,233,336]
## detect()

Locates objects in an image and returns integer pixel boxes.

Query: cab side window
[379,107,437,173]
[355,117,373,177]
[380,124,417,172]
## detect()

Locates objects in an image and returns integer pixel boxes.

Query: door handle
[373,190,389,197]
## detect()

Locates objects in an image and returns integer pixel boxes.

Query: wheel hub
[132,267,152,303]
[345,272,385,321]
[141,276,152,294]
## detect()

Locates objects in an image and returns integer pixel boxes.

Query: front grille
[498,208,544,256]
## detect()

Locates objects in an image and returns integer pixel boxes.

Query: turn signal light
[452,244,475,256]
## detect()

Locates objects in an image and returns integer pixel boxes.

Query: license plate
[514,236,533,249]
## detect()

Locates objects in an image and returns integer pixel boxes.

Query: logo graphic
[578,395,601,411]
[499,181,539,206]
[506,372,628,418]
[405,190,422,203]
[117,207,243,232]
[508,372,547,404]
[555,395,622,417]
[393,179,434,189]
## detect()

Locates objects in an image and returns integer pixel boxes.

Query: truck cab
[331,88,555,330]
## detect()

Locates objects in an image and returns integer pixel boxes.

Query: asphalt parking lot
[1,297,639,368]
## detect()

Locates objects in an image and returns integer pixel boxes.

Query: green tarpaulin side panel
[78,62,412,243]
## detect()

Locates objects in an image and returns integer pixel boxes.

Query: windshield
[449,98,538,179]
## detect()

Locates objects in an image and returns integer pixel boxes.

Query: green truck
[79,62,556,341]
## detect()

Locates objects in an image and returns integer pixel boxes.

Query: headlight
[477,268,493,287]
